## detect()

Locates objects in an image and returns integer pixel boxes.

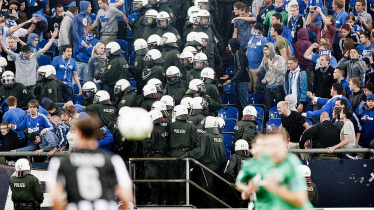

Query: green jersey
[237,153,312,210]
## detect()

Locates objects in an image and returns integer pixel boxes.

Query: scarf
[319,50,332,57]
[5,18,16,27]
[247,30,262,46]
[289,65,300,95]
[274,5,285,12]
[352,11,364,32]
[98,54,107,73]
[290,14,301,38]
[84,34,95,42]
[10,46,17,51]
[320,64,331,73]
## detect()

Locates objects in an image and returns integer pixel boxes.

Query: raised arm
[40,29,59,54]
[304,43,318,61]
[110,0,124,8]
[0,34,12,55]
[8,16,35,35]
[92,19,99,28]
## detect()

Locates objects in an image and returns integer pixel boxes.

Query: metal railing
[0,152,69,157]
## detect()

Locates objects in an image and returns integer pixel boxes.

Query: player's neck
[76,139,99,150]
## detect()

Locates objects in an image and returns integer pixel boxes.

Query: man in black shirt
[47,116,133,210]
[46,4,64,40]
[278,101,310,150]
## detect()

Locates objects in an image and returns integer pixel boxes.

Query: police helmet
[180,97,193,110]
[200,67,215,84]
[217,117,225,132]
[298,165,312,184]
[204,116,220,134]
[180,51,194,66]
[183,46,198,55]
[235,139,249,151]
[186,79,206,95]
[133,0,148,11]
[106,42,121,56]
[37,65,53,82]
[196,9,211,26]
[93,90,111,104]
[242,105,257,121]
[144,9,158,26]
[149,109,166,123]
[166,66,181,84]
[151,101,167,111]
[134,38,149,55]
[147,78,163,92]
[156,11,171,28]
[190,97,208,115]
[160,32,178,48]
[186,32,197,46]
[15,158,31,177]
[82,81,98,100]
[161,95,175,110]
[114,79,135,95]
[143,84,158,98]
[193,52,208,69]
[1,71,15,87]
[147,34,162,49]
[172,105,189,121]
[187,6,200,18]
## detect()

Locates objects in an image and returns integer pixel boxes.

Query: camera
[314,6,317,10]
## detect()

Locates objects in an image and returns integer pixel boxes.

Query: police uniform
[101,50,129,95]
[82,97,94,107]
[163,80,188,105]
[161,47,182,70]
[156,4,177,28]
[9,173,44,210]
[168,119,197,204]
[133,10,147,40]
[204,83,221,104]
[141,97,159,111]
[156,27,183,48]
[115,91,138,110]
[186,68,201,84]
[185,94,223,116]
[141,25,160,41]
[232,120,258,152]
[130,54,146,95]
[83,102,117,127]
[1,82,34,108]
[224,151,251,183]
[107,120,133,161]
[308,182,319,207]
[34,79,64,103]
[189,113,205,126]
[142,65,165,87]
[48,149,132,209]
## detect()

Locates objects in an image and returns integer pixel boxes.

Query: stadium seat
[36,40,56,52]
[218,106,239,121]
[222,119,236,134]
[37,55,51,66]
[223,82,235,93]
[222,134,234,150]
[226,66,234,75]
[44,51,54,60]
[305,118,313,127]
[128,41,134,54]
[129,53,136,66]
[269,106,281,119]
[74,95,83,105]
[255,119,263,134]
[248,92,265,104]
[73,81,85,95]
[254,106,264,120]
[117,39,129,52]
[225,148,232,160]
[306,105,313,112]
[130,80,137,93]
[266,119,282,132]
[221,92,237,105]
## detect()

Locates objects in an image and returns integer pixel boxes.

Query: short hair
[61,111,70,118]
[320,54,331,63]
[350,77,361,88]
[337,98,348,108]
[356,0,366,7]
[62,45,72,53]
[28,132,40,142]
[1,122,9,127]
[37,20,47,32]
[85,26,99,35]
[334,106,342,120]
[77,115,101,139]
[7,36,18,41]
[364,82,374,92]
[336,67,345,76]
[46,102,58,111]
[239,4,249,13]
[320,111,330,120]
[288,56,298,63]
[28,99,39,108]
[55,4,63,8]
[343,38,355,52]
[346,14,356,22]
[272,12,283,22]
[350,48,359,54]
[342,107,353,119]
[290,4,299,10]
[327,15,336,26]
[65,105,78,115]
[67,6,78,14]
[319,42,331,50]
[360,31,370,39]
[233,1,244,8]
[332,83,344,95]
[320,37,330,46]
[272,24,283,36]
[7,96,17,106]
[333,0,344,9]
[98,0,108,4]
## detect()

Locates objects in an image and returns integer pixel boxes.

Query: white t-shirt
[340,121,356,149]
[1,26,28,47]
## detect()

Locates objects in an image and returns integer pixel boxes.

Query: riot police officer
[152,101,172,125]
[143,110,169,205]
[142,49,166,88]
[201,67,221,103]
[155,12,182,47]
[168,105,197,205]
[82,90,117,127]
[140,84,160,111]
[0,71,34,108]
[160,95,175,112]
[163,66,188,105]
[147,34,162,50]
[132,38,149,94]
[114,79,138,110]
[179,50,194,81]
[147,78,164,98]
[180,96,193,113]
[160,33,182,69]
[299,165,319,207]
[224,139,251,183]
[81,81,97,107]
[141,10,159,40]
[9,158,43,210]
[186,52,208,83]
[34,66,64,103]
[189,97,208,125]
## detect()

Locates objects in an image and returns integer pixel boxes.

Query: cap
[5,13,16,19]
[21,45,31,52]
[367,94,374,100]
[252,23,264,33]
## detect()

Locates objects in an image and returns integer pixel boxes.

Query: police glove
[178,152,188,160]
[94,73,102,80]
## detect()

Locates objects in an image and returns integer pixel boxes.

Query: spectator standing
[256,0,274,24]
[278,101,310,150]
[73,26,100,82]
[270,24,290,64]
[284,57,308,112]
[263,0,288,37]
[0,37,22,73]
[332,0,348,61]
[313,54,336,99]
[357,31,374,56]
[58,6,78,54]
[2,96,26,139]
[336,48,366,85]
[268,13,294,54]
[327,108,358,159]
[1,14,37,47]
[247,23,268,92]
[348,78,366,111]
[47,4,64,40]
[360,94,374,148]
[333,67,352,97]
[89,42,107,89]
[51,45,82,102]
[287,4,306,43]
[306,7,336,47]
[232,4,256,51]
[333,106,344,130]
[261,43,285,112]
[337,24,360,56]
[350,0,373,32]
[72,1,93,48]
[355,82,374,116]
[0,122,26,161]
[91,0,131,46]
[304,42,338,71]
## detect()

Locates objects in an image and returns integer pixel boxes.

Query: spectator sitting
[304,42,338,71]
[303,83,352,118]
[2,96,26,139]
[72,1,93,47]
[306,6,336,48]
[284,56,308,112]
[333,106,344,130]
[293,28,313,91]
[336,48,366,85]
[299,112,340,159]
[287,4,306,43]
[360,94,374,148]
[357,31,374,56]
[57,6,78,53]
[0,122,27,161]
[333,67,352,97]
[10,131,59,156]
[327,108,358,159]
[47,114,70,156]
[313,54,336,100]
[349,78,366,111]
[350,0,373,32]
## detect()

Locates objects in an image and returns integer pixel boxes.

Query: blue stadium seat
[226,66,234,75]
[255,119,263,134]
[223,82,235,93]
[305,118,313,127]
[222,119,236,133]
[254,106,264,120]
[130,80,137,93]
[218,106,239,121]
[306,105,313,112]
[248,92,264,104]
[74,95,83,105]
[221,92,237,105]
[36,40,56,52]
[269,106,281,119]
[129,53,136,66]
[128,41,134,54]
[222,134,234,150]
[266,119,282,132]
[225,148,232,160]
[37,55,51,66]
[117,39,129,52]
[44,51,54,60]
[273,99,278,107]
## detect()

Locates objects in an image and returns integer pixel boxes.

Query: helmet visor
[133,1,144,11]
[198,2,209,10]
[197,83,206,93]
[2,77,15,86]
[199,16,211,26]
[193,60,208,69]
[144,16,156,26]
[157,19,170,28]
[114,85,122,95]
[83,90,95,99]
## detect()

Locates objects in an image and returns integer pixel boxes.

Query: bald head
[277,101,290,115]
[278,101,288,108]
[320,111,330,121]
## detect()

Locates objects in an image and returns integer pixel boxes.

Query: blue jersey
[312,54,338,70]
[357,43,374,56]
[246,36,268,69]
[333,10,348,44]
[360,108,374,147]
[2,108,26,138]
[337,78,352,98]
[15,113,54,134]
[51,55,78,87]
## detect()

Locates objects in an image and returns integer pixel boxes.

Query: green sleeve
[263,12,271,25]
[33,177,44,203]
[286,154,307,192]
[236,160,253,183]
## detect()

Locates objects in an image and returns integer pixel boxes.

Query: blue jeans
[236,82,249,111]
[77,62,92,81]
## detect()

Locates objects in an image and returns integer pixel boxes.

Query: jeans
[248,68,259,92]
[236,82,249,111]
[63,85,74,103]
[100,35,117,47]
[77,62,92,81]
[95,81,103,90]
[264,86,284,110]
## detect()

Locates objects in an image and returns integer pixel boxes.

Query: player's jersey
[48,149,132,209]
[237,153,313,210]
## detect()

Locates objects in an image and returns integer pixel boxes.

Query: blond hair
[91,42,105,57]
